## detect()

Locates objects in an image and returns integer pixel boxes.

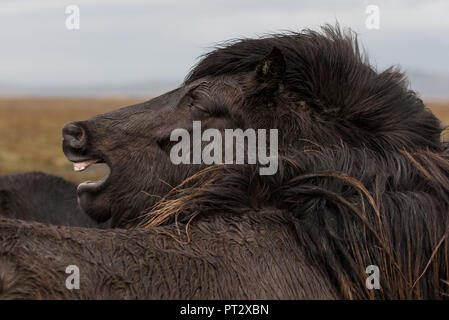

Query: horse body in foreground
[0,212,337,299]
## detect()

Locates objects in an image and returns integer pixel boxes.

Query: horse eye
[188,102,208,114]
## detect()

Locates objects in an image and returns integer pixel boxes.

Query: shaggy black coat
[0,25,448,299]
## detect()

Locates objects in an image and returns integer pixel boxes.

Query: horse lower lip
[78,181,103,193]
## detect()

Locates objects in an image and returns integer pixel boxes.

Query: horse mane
[187,24,442,152]
[139,144,449,299]
[138,25,449,299]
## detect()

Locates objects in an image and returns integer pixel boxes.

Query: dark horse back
[0,172,107,228]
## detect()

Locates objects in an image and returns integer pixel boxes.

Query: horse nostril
[62,122,86,149]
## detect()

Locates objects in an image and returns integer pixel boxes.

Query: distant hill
[0,71,447,99]
[408,71,449,99]
[0,80,181,98]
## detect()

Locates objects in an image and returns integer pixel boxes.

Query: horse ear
[255,47,286,85]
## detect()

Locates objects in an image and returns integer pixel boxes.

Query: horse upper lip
[66,154,106,169]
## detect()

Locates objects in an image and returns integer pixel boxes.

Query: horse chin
[72,160,113,222]
[77,185,112,223]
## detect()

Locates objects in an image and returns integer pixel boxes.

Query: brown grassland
[1,97,449,184]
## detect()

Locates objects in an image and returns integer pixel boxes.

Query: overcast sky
[0,0,448,88]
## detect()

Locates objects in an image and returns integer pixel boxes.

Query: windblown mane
[139,25,449,299]
[187,25,442,153]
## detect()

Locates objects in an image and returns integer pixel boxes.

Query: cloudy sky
[0,0,448,95]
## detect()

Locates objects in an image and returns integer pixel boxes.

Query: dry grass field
[1,97,449,184]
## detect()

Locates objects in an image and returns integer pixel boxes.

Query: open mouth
[72,158,111,193]
[62,122,115,222]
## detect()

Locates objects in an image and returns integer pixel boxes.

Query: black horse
[1,25,448,299]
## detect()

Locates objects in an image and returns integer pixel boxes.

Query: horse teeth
[74,163,86,172]
[73,159,100,172]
